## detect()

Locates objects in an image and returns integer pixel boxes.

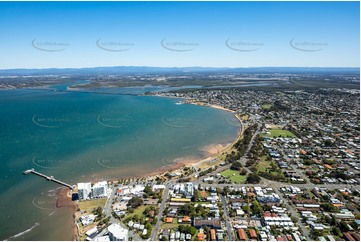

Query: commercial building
[108,223,128,241]
[92,181,108,198]
[78,182,92,200]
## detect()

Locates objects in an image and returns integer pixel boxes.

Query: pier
[23,168,73,190]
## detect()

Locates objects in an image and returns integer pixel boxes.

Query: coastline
[56,187,79,241]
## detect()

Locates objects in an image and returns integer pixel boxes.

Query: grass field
[256,156,286,179]
[78,198,107,212]
[261,104,272,110]
[122,205,148,222]
[257,157,272,173]
[220,169,247,183]
[263,129,296,138]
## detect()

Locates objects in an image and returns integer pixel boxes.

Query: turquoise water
[0,85,239,240]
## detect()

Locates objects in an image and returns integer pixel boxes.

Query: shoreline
[55,187,79,241]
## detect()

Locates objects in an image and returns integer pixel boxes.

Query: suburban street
[220,195,234,241]
[150,183,170,241]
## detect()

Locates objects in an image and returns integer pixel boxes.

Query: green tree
[246,172,261,184]
[127,197,143,208]
[179,204,195,216]
[189,226,197,236]
[240,168,247,175]
[160,236,168,241]
[251,200,262,216]
[230,161,243,171]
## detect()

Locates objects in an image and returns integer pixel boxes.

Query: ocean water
[0,85,239,240]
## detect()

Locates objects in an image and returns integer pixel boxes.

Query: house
[238,228,247,241]
[210,229,216,241]
[181,216,191,223]
[249,229,257,240]
[152,184,165,191]
[165,217,173,223]
[128,221,134,227]
[171,198,191,203]
[85,227,98,237]
[216,232,224,241]
[197,233,205,241]
[193,218,221,229]
[143,199,159,205]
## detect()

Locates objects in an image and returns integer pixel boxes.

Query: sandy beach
[56,187,79,241]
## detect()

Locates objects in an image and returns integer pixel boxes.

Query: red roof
[238,228,247,241]
[165,217,173,223]
[197,233,205,241]
[249,229,257,239]
[210,229,216,241]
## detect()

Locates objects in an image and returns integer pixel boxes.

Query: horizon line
[0,65,360,71]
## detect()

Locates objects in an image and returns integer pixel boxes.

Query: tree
[251,200,262,216]
[230,161,243,171]
[189,226,197,236]
[223,186,230,195]
[145,222,152,230]
[246,172,261,184]
[152,217,158,225]
[179,204,195,216]
[144,207,150,216]
[291,216,298,223]
[127,197,143,208]
[240,168,247,175]
[160,236,168,241]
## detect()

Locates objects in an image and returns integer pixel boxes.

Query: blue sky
[0,1,359,69]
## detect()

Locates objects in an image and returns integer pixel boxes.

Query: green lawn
[78,198,107,212]
[257,156,272,173]
[122,205,148,222]
[220,169,247,183]
[263,129,296,138]
[261,104,272,110]
[161,219,179,230]
[256,156,286,179]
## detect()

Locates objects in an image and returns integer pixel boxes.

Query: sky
[0,1,359,69]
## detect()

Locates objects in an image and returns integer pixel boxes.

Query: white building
[92,181,108,198]
[108,223,128,241]
[78,182,92,200]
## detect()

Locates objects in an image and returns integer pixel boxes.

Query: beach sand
[56,187,79,241]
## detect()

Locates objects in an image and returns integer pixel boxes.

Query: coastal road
[220,195,234,241]
[104,185,117,223]
[150,183,170,241]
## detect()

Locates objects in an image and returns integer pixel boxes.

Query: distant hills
[0,66,359,76]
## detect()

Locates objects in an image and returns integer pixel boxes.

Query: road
[150,183,170,240]
[220,195,234,241]
[274,188,311,240]
[103,185,117,223]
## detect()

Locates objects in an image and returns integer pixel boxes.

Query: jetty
[23,168,73,190]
